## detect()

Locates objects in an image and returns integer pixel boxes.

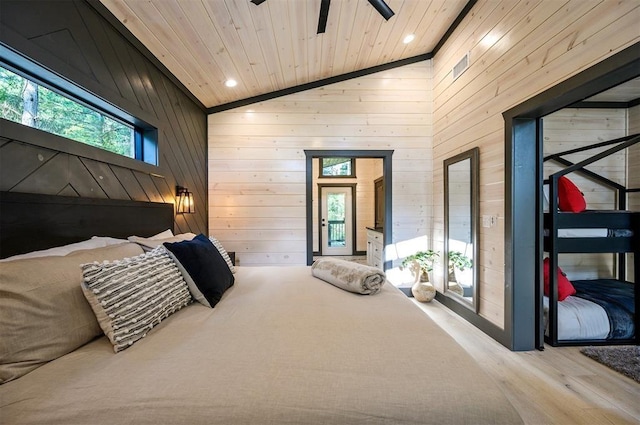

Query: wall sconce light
[176,186,195,214]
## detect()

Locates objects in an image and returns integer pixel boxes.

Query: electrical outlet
[482,215,498,228]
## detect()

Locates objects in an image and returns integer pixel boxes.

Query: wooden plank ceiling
[98,0,468,109]
[585,76,640,103]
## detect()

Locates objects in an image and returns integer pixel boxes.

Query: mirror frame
[443,147,479,312]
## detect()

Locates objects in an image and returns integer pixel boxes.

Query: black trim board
[502,42,640,351]
[431,0,477,56]
[305,150,393,267]
[0,119,161,176]
[209,55,431,114]
[569,100,640,109]
[435,292,508,346]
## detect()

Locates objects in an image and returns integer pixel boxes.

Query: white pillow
[148,229,174,239]
[128,233,196,252]
[0,237,128,262]
[543,184,550,213]
[209,236,236,273]
[0,242,145,382]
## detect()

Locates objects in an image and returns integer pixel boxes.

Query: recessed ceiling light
[403,34,415,44]
[225,79,237,88]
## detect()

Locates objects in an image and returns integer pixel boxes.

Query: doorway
[304,150,394,267]
[503,43,640,350]
[319,185,354,256]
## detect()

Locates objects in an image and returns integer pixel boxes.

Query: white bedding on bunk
[543,295,609,340]
[555,228,608,238]
[544,228,612,237]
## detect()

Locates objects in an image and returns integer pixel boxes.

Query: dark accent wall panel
[0,191,175,258]
[0,0,207,235]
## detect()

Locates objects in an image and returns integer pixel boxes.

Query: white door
[320,186,353,256]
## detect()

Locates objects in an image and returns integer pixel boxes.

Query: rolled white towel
[311,257,386,295]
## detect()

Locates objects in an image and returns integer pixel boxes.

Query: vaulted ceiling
[98,0,469,109]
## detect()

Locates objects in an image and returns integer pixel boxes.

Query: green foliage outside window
[327,193,346,221]
[321,157,354,177]
[0,66,134,158]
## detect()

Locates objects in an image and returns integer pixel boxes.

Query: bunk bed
[542,133,640,347]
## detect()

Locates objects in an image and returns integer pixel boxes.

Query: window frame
[319,157,356,178]
[0,44,158,167]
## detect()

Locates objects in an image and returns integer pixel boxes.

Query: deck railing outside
[328,220,346,247]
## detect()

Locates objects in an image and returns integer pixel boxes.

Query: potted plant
[402,250,439,283]
[448,251,473,288]
[401,250,439,303]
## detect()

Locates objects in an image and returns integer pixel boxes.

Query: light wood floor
[412,299,640,425]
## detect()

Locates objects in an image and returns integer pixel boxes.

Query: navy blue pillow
[163,234,234,308]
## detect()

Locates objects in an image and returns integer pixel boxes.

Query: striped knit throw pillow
[81,246,192,352]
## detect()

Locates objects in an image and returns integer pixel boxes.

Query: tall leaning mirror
[444,147,479,312]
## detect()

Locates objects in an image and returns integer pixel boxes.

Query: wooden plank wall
[543,108,627,280]
[0,0,207,236]
[208,62,432,268]
[432,0,640,328]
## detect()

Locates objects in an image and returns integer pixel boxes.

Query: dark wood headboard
[0,192,174,259]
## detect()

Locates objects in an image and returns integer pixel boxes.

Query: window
[320,157,356,177]
[0,62,156,164]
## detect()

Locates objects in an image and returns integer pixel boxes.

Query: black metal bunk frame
[543,133,640,347]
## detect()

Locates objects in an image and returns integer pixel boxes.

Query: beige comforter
[0,266,522,424]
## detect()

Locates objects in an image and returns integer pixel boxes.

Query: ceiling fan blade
[367,0,394,20]
[250,0,266,5]
[317,0,331,34]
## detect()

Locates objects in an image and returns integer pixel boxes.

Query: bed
[0,192,523,424]
[543,279,635,341]
[541,133,640,347]
[542,210,639,345]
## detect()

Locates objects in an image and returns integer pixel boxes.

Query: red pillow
[543,258,576,301]
[557,176,586,212]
